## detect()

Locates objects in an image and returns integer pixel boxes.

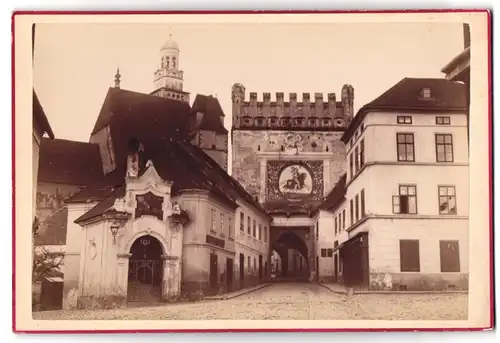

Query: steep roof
[342,78,468,142]
[91,87,192,135]
[33,90,54,139]
[38,138,103,185]
[191,94,228,134]
[313,173,347,214]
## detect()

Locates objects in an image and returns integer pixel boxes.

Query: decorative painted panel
[135,192,164,221]
[266,160,324,202]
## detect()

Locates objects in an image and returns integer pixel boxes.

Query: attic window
[420,88,432,99]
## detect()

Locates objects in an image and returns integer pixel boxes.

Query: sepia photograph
[13,11,491,332]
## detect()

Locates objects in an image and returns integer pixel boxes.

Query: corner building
[231,83,353,280]
[330,78,469,291]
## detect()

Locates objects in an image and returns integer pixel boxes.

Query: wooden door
[209,253,218,293]
[226,258,234,292]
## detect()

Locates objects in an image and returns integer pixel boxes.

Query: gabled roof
[38,138,103,185]
[312,173,347,215]
[33,91,54,139]
[91,87,192,135]
[342,78,468,143]
[35,206,68,246]
[191,94,228,134]
[74,187,127,224]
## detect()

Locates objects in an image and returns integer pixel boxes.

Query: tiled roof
[191,94,228,134]
[38,138,103,185]
[314,173,347,214]
[91,87,192,135]
[33,91,54,139]
[74,187,126,224]
[342,78,468,142]
[35,206,68,246]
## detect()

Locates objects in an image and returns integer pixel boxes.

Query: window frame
[392,185,418,214]
[397,115,412,124]
[435,133,454,162]
[240,212,245,232]
[396,132,415,162]
[436,116,451,125]
[438,185,457,215]
[360,189,366,217]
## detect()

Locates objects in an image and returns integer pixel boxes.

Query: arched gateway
[127,235,164,302]
[270,227,312,280]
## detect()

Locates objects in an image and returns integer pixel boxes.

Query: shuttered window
[440,240,460,272]
[399,240,420,272]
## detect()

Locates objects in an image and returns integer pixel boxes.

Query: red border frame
[12,9,493,333]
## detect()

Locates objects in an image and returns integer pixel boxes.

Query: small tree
[32,217,64,282]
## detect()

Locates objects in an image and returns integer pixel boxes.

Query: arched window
[172,57,177,68]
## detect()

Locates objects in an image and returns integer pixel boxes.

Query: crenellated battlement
[231,83,354,131]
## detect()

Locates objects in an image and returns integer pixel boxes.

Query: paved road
[32,282,468,320]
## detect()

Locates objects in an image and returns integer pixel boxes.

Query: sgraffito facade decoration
[266,160,324,202]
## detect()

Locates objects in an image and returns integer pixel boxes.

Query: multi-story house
[331,78,469,291]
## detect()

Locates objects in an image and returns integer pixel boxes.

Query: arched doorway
[271,230,310,280]
[127,235,163,303]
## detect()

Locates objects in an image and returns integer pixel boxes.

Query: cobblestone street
[32,283,468,321]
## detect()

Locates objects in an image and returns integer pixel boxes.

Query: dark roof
[342,78,468,142]
[91,87,192,135]
[65,184,123,204]
[33,91,54,139]
[191,94,228,134]
[38,138,104,185]
[74,187,126,224]
[35,207,68,246]
[313,174,347,214]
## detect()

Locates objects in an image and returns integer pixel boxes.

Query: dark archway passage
[127,235,164,303]
[270,229,310,281]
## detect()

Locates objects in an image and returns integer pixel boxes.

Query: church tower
[151,33,190,103]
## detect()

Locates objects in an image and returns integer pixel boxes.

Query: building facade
[35,36,269,310]
[329,78,469,291]
[230,83,353,280]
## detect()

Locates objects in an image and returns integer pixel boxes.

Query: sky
[33,22,465,143]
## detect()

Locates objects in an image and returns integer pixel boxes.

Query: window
[210,209,216,231]
[228,216,233,237]
[334,217,338,235]
[354,146,359,173]
[420,88,431,99]
[248,256,251,272]
[360,139,365,168]
[399,240,420,272]
[254,257,257,272]
[220,213,224,233]
[438,186,457,215]
[258,224,262,240]
[321,248,327,258]
[240,212,244,232]
[397,133,415,162]
[253,220,256,237]
[247,216,251,234]
[350,199,354,226]
[393,185,417,214]
[355,195,359,222]
[263,226,267,243]
[349,153,354,178]
[397,116,412,124]
[436,116,451,125]
[342,210,346,229]
[316,222,319,240]
[435,134,454,162]
[360,189,366,217]
[327,248,333,257]
[440,240,460,272]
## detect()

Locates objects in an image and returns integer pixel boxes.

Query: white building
[330,78,469,291]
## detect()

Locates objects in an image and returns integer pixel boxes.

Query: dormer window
[420,88,432,99]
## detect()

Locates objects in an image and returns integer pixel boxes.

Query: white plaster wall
[367,218,469,275]
[62,202,96,309]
